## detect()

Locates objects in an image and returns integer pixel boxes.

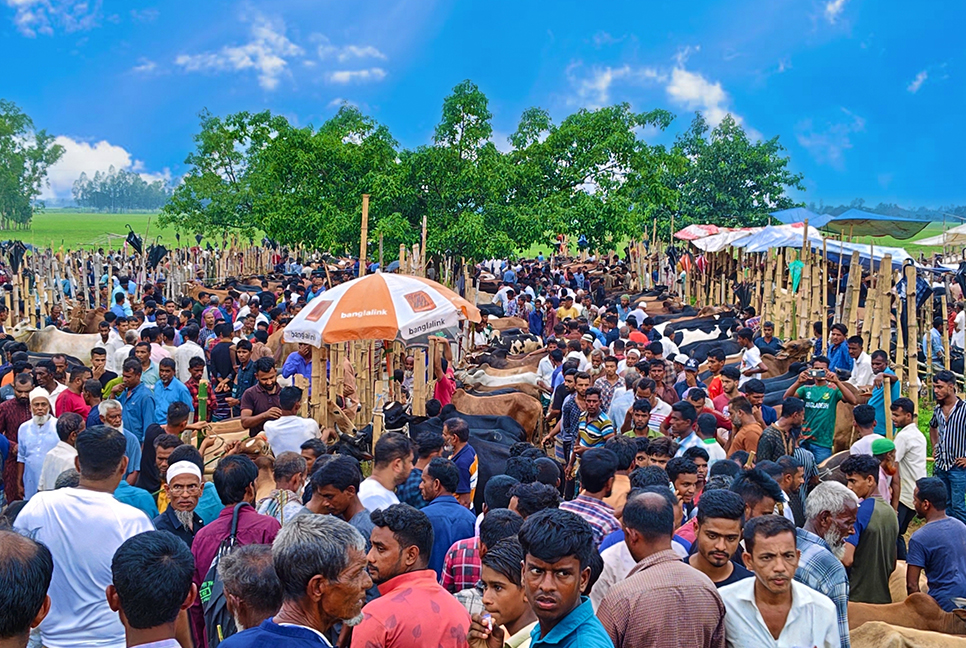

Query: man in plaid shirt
[560,448,621,548]
[185,356,217,422]
[796,481,859,648]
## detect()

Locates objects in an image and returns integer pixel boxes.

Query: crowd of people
[1,253,966,648]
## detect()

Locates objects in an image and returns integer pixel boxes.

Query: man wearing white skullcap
[154,459,206,547]
[16,387,59,499]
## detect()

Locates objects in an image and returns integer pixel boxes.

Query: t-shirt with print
[795,384,843,449]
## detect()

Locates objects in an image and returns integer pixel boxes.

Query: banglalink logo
[304,299,333,322]
[404,290,436,313]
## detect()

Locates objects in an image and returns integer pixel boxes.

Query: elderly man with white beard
[795,481,859,648]
[219,514,372,648]
[154,460,206,547]
[16,387,59,499]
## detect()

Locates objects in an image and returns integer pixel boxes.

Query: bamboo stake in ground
[877,256,893,355]
[895,283,905,393]
[883,370,894,440]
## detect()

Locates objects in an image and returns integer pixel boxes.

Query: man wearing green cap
[617,295,631,323]
[872,437,901,511]
[839,454,899,604]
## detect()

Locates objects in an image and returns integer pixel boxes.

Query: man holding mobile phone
[783,356,858,464]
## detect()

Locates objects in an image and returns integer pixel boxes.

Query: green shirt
[796,384,843,449]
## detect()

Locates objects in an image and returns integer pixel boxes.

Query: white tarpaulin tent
[915,223,966,247]
[691,228,761,252]
[738,224,824,253]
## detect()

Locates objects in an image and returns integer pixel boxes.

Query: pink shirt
[434,367,456,407]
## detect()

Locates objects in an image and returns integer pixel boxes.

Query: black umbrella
[147,241,167,270]
[125,225,143,255]
[6,241,26,274]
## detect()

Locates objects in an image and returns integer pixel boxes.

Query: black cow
[681,339,741,363]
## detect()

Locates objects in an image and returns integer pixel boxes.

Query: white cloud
[825,0,847,23]
[566,62,663,109]
[327,68,387,84]
[131,57,157,74]
[129,8,157,23]
[5,0,101,36]
[566,49,756,135]
[907,70,928,93]
[175,15,304,91]
[40,135,167,200]
[316,37,386,63]
[796,108,865,170]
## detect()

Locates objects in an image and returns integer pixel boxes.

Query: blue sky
[2,0,961,208]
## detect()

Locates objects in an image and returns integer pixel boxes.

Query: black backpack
[199,502,248,647]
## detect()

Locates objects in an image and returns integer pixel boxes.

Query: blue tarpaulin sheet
[769,207,833,229]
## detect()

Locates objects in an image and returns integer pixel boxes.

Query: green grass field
[21,209,175,250]
[16,209,960,254]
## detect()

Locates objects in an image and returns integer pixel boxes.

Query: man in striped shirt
[931,370,966,525]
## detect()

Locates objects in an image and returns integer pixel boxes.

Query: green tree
[158,109,289,239]
[668,113,804,231]
[0,100,64,230]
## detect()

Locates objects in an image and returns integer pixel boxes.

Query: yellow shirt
[505,621,537,648]
[557,306,579,320]
[156,486,169,513]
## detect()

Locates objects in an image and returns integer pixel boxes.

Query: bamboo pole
[895,284,905,392]
[420,213,428,278]
[904,263,919,410]
[883,370,894,440]
[412,348,427,416]
[822,238,829,329]
[311,346,323,425]
[359,194,369,278]
[942,277,951,371]
[877,256,893,354]
[926,289,935,397]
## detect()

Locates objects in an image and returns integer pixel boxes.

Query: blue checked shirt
[395,467,427,509]
[795,527,850,648]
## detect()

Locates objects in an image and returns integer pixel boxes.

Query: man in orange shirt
[728,396,764,455]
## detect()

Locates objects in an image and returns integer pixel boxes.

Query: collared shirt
[441,535,481,594]
[37,440,77,492]
[795,527,850,648]
[423,494,477,576]
[281,352,312,380]
[826,341,853,374]
[530,597,612,648]
[141,362,160,387]
[118,382,156,443]
[560,394,584,443]
[172,341,206,384]
[593,376,620,412]
[186,376,217,421]
[234,360,257,399]
[153,506,205,548]
[113,480,159,519]
[152,378,194,425]
[894,422,928,509]
[239,382,281,435]
[17,417,59,499]
[719,577,840,648]
[931,398,966,471]
[847,352,874,387]
[597,549,725,648]
[353,570,471,648]
[396,467,427,509]
[559,494,620,548]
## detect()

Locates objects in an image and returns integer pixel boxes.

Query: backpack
[199,502,248,647]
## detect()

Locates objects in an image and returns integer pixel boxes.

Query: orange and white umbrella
[283,273,481,346]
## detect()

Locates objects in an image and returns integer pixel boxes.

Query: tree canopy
[160,81,804,260]
[72,166,171,212]
[0,100,64,230]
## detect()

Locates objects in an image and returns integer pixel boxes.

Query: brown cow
[451,389,542,442]
[67,306,106,334]
[489,316,529,332]
[760,338,815,378]
[466,382,545,400]
[851,622,966,648]
[849,593,966,635]
[267,326,298,365]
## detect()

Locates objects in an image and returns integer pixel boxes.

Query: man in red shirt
[55,366,92,418]
[0,373,33,500]
[189,455,280,647]
[352,504,470,647]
